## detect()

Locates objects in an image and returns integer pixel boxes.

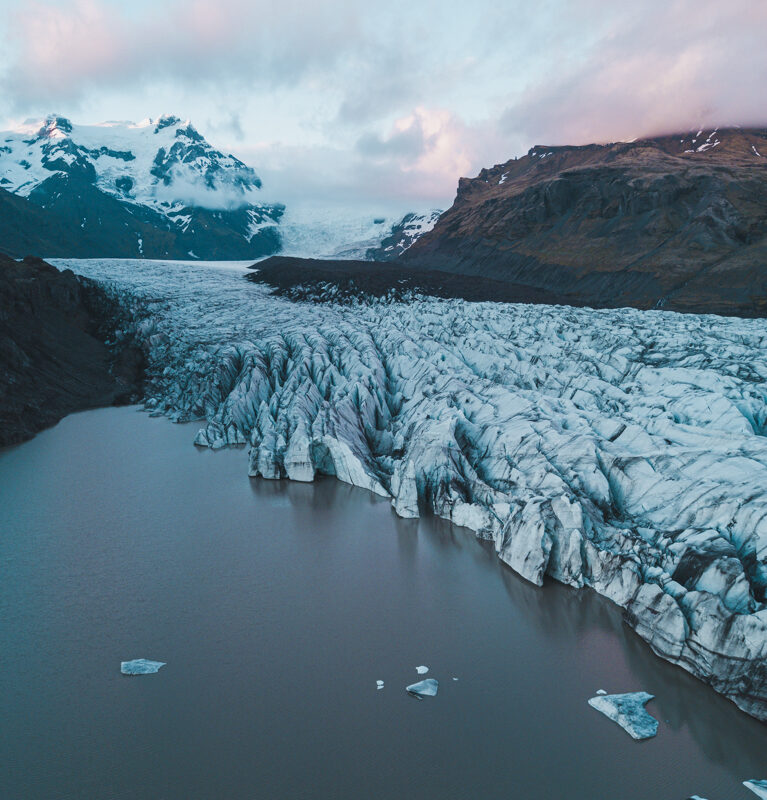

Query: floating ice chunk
[587,692,658,739]
[376,680,384,690]
[406,678,439,698]
[121,658,166,675]
[452,677,459,681]
[415,665,429,674]
[596,689,607,695]
[744,780,767,799]
[688,795,709,799]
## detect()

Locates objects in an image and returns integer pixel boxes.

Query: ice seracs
[121,658,166,675]
[58,257,767,723]
[406,679,439,698]
[588,692,658,740]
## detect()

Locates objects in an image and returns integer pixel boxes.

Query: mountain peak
[154,114,183,133]
[35,114,73,140]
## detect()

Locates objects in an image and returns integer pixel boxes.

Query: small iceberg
[406,678,439,699]
[587,692,658,740]
[415,665,429,674]
[376,680,384,690]
[744,780,767,799]
[121,659,166,675]
[596,689,607,695]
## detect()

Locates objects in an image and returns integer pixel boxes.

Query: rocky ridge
[404,127,767,317]
[0,254,143,446]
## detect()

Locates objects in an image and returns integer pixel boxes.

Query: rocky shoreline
[0,254,144,447]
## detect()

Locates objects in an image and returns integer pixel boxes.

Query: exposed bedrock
[0,254,144,446]
[64,259,767,722]
[403,128,767,317]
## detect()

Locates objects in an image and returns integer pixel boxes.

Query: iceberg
[587,692,658,740]
[121,658,166,675]
[376,680,384,690]
[57,257,767,722]
[415,665,429,674]
[406,679,439,698]
[744,780,767,799]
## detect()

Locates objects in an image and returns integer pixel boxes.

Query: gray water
[0,407,765,800]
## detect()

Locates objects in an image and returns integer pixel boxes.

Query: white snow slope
[58,258,767,722]
[0,113,277,216]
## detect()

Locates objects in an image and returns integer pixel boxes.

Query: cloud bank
[1,0,765,206]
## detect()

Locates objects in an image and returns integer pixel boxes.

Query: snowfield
[58,258,767,721]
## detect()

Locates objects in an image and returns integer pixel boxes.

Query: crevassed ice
[58,258,767,722]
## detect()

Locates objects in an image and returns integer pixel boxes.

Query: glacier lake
[1,406,766,799]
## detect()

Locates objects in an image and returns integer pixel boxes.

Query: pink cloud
[5,0,361,105]
[504,0,767,145]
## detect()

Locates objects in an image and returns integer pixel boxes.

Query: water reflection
[2,408,764,800]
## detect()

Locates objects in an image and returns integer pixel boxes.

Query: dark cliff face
[403,128,767,316]
[0,183,282,261]
[0,254,144,446]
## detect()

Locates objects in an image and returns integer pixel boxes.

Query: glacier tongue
[58,258,767,722]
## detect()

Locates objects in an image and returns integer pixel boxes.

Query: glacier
[56,258,767,723]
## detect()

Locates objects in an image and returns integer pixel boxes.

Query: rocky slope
[0,115,282,259]
[250,256,565,304]
[0,253,143,446]
[404,128,767,317]
[59,257,767,722]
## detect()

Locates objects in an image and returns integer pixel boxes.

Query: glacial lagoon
[0,406,765,799]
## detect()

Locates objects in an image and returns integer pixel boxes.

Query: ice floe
[415,665,429,674]
[406,679,439,698]
[744,780,767,799]
[376,680,384,690]
[121,659,166,675]
[587,692,658,740]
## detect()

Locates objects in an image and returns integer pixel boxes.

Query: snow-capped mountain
[0,114,283,259]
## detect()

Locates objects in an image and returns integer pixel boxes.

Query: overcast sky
[1,0,765,210]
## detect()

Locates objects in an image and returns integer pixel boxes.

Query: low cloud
[3,0,362,107]
[2,0,765,208]
[250,108,503,208]
[502,0,767,145]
